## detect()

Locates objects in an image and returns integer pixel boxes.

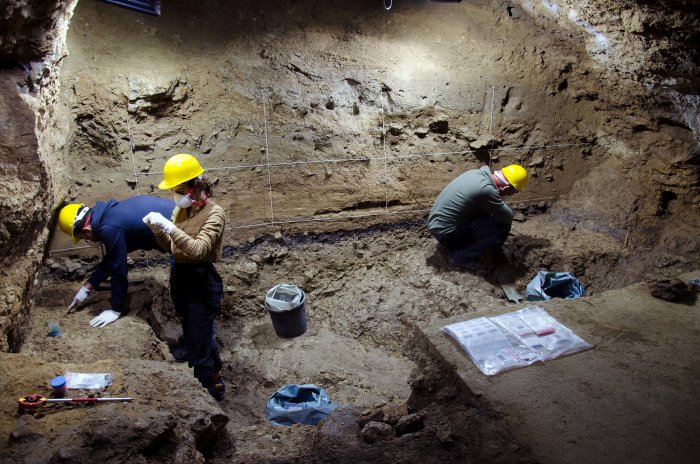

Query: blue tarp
[265,384,338,426]
[525,271,585,301]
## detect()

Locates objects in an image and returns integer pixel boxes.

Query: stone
[469,137,496,150]
[394,413,425,436]
[621,10,644,33]
[414,127,429,138]
[127,75,188,116]
[388,123,404,136]
[381,403,409,425]
[428,120,449,134]
[232,260,259,284]
[360,421,394,444]
[528,155,545,167]
[358,407,384,428]
[648,278,691,302]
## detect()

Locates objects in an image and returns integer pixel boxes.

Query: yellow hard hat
[58,203,84,244]
[158,154,204,190]
[501,164,528,192]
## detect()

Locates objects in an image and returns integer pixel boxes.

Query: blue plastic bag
[265,384,338,426]
[525,271,585,301]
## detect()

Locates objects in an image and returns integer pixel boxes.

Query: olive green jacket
[428,166,513,235]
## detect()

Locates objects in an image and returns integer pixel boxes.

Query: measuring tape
[18,393,133,409]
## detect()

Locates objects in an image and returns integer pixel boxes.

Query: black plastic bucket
[265,290,308,338]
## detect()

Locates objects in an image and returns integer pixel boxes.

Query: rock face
[512,1,699,83]
[0,67,47,351]
[45,0,699,245]
[0,0,76,62]
[511,0,700,138]
[127,74,190,119]
[0,0,77,351]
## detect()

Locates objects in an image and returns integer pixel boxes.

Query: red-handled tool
[518,328,556,337]
[18,393,133,410]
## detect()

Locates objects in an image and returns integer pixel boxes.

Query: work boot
[207,371,226,401]
[171,335,188,363]
[449,256,483,271]
[171,344,188,362]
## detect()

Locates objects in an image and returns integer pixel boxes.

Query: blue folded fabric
[265,383,338,426]
[525,271,585,301]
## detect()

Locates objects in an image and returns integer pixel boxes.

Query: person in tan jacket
[143,153,227,401]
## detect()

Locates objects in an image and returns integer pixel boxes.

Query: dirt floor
[2,209,698,463]
[421,272,700,464]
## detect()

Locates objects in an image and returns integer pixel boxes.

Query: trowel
[501,283,522,303]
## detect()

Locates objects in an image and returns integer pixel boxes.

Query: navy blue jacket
[87,195,175,312]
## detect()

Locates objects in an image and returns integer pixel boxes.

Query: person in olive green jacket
[143,153,227,401]
[428,164,528,271]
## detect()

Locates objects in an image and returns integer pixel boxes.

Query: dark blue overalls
[170,261,224,394]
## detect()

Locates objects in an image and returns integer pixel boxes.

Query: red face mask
[494,173,516,197]
[192,189,209,207]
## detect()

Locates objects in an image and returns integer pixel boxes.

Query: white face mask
[174,193,194,208]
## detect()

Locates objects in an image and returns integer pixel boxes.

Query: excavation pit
[7,215,697,462]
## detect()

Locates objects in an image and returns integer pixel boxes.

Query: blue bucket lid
[50,376,66,388]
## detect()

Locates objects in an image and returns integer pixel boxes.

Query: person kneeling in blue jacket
[57,195,175,328]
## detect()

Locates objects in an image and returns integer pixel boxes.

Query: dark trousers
[170,262,223,389]
[432,216,511,265]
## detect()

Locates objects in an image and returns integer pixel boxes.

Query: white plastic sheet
[64,372,114,389]
[442,306,592,375]
[265,284,304,312]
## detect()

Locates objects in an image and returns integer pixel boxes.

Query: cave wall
[0,0,77,351]
[512,0,699,134]
[508,0,699,251]
[48,0,698,247]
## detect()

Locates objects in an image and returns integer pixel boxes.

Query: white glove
[142,212,156,225]
[143,212,176,234]
[89,309,121,328]
[68,285,91,311]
